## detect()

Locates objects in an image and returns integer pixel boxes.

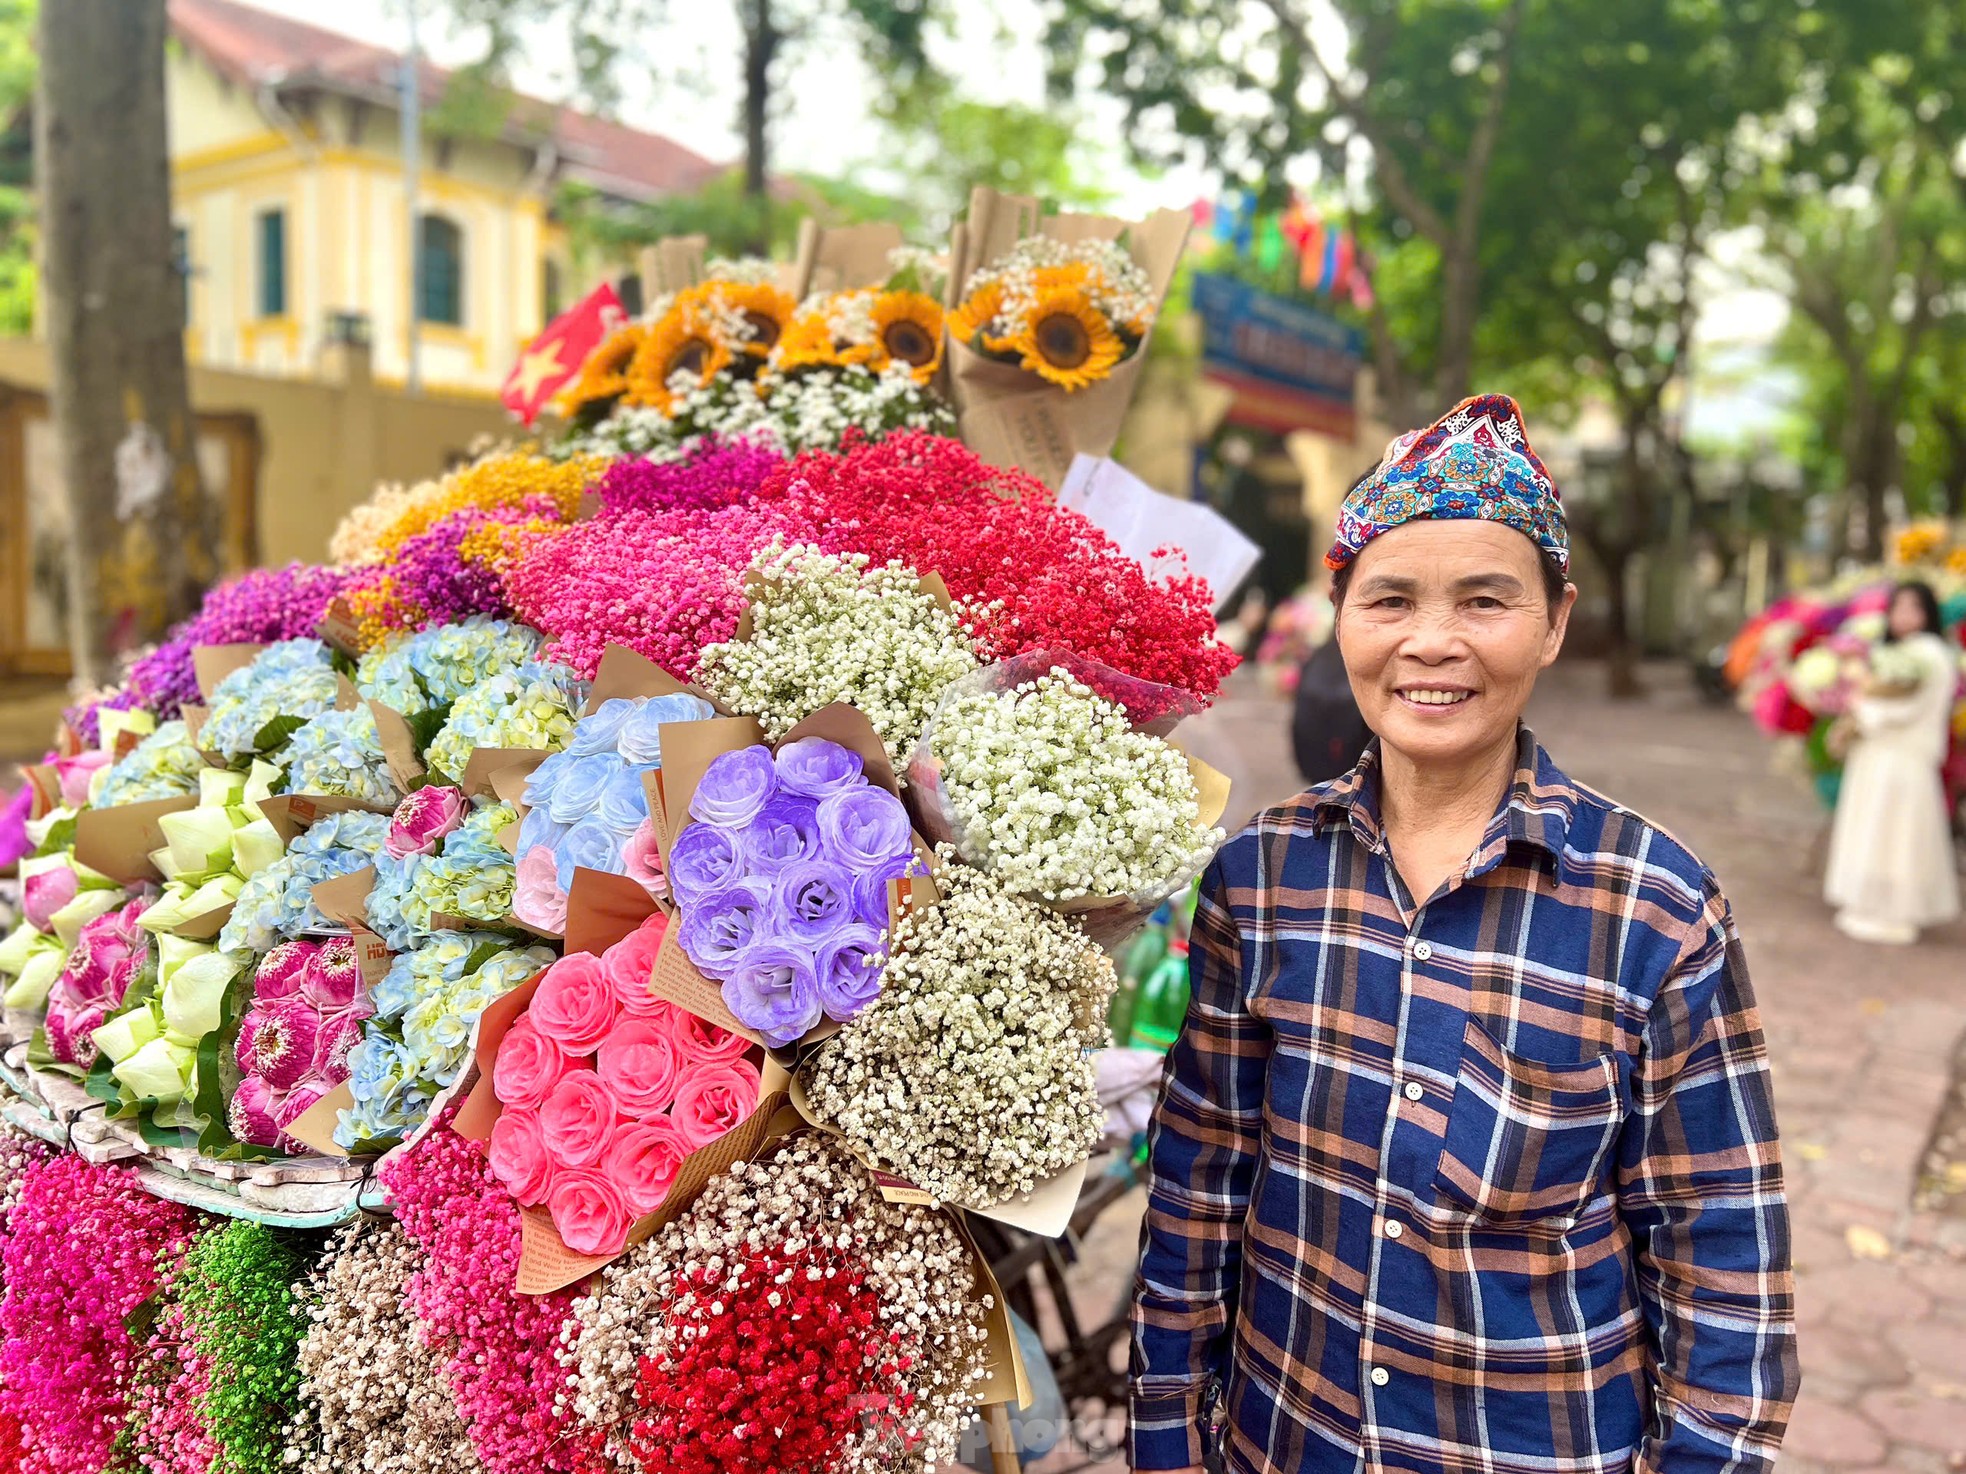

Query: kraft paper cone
[562,866,662,958]
[309,867,376,932]
[74,797,198,885]
[281,1081,355,1158]
[180,705,211,753]
[586,643,701,710]
[192,643,265,700]
[315,597,364,657]
[787,1072,1090,1238]
[959,1214,1036,1411]
[637,234,708,296]
[791,218,907,298]
[258,793,395,848]
[173,902,234,943]
[460,746,552,800]
[368,701,427,791]
[22,764,62,822]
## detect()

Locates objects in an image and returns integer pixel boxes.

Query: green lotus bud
[199,768,247,808]
[160,806,237,879]
[230,817,286,879]
[3,946,66,1009]
[92,1007,161,1064]
[161,950,243,1039]
[113,1037,195,1105]
[51,888,124,948]
[157,934,211,987]
[0,921,41,976]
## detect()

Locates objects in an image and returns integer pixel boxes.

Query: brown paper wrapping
[637,235,708,297]
[180,705,211,753]
[460,746,551,801]
[257,793,395,848]
[790,218,907,299]
[453,966,790,1293]
[22,764,62,822]
[192,643,266,700]
[561,865,662,959]
[309,866,376,931]
[316,597,364,657]
[172,902,234,943]
[74,796,198,885]
[946,187,1192,487]
[281,1082,355,1157]
[368,701,427,791]
[586,643,701,709]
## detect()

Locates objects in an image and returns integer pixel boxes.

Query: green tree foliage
[0,0,37,334]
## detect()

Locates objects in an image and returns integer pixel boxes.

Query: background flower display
[672,738,918,1046]
[486,919,759,1255]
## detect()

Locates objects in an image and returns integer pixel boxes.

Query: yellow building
[167,0,724,396]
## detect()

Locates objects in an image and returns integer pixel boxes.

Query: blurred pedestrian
[1824,579,1961,944]
[1288,632,1372,784]
[1130,395,1798,1474]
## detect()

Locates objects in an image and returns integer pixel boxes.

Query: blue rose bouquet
[355,616,544,715]
[200,638,341,760]
[333,930,554,1149]
[423,660,590,785]
[510,693,716,931]
[672,737,921,1046]
[217,810,391,955]
[94,720,209,808]
[282,707,401,806]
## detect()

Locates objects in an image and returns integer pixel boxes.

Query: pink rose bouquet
[485,914,759,1256]
[228,937,374,1153]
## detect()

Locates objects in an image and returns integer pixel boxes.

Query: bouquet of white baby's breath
[914,662,1224,906]
[798,860,1113,1207]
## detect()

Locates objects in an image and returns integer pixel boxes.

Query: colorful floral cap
[1324,393,1568,574]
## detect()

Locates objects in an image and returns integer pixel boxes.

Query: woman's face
[1888,589,1931,640]
[1336,520,1576,771]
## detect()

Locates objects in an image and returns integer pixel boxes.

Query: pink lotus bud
[385,785,469,860]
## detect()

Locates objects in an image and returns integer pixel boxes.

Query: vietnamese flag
[501,283,628,425]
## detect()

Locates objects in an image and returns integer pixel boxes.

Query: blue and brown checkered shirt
[1130,730,1798,1474]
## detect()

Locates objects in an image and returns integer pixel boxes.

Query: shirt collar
[1313,726,1576,873]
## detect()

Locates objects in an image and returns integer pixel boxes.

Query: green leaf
[193,957,264,1158]
[33,814,76,857]
[885,262,925,295]
[82,1050,139,1117]
[407,704,452,757]
[461,941,508,977]
[123,1292,162,1344]
[135,1111,192,1150]
[253,713,309,753]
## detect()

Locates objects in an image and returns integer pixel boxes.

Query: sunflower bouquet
[949,236,1154,392]
[943,187,1189,486]
[770,249,949,384]
[557,259,796,423]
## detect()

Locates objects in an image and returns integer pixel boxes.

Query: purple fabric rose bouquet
[673,737,920,1047]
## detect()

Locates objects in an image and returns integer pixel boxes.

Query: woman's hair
[1883,580,1943,643]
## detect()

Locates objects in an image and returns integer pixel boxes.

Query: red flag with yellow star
[501,283,628,425]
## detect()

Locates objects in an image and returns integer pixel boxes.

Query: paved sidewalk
[1024,662,1966,1473]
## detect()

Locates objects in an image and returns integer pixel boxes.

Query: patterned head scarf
[1324,393,1568,574]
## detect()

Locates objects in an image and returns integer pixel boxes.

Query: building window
[418,214,463,326]
[256,208,286,318]
[542,257,565,322]
[172,225,191,327]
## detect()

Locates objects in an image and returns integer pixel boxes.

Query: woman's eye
[1467,596,1504,610]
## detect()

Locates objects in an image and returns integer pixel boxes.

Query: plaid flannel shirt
[1130,729,1798,1474]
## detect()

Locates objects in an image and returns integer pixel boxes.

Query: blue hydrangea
[356,617,545,716]
[215,808,391,954]
[282,706,400,805]
[95,720,206,807]
[202,638,340,759]
[424,660,590,784]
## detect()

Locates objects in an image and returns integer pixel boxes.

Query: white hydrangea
[929,667,1224,903]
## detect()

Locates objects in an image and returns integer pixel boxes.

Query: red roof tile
[169,0,727,200]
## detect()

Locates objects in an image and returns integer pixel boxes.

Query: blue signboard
[1191,272,1364,435]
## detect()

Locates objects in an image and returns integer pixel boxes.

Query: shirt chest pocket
[1432,1015,1625,1228]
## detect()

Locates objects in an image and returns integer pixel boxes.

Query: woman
[1825,580,1961,944]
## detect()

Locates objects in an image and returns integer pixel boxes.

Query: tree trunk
[1598,541,1643,700]
[1936,404,1966,520]
[1432,242,1479,411]
[740,0,777,201]
[38,0,214,688]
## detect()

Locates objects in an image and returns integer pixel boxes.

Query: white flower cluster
[561,1132,991,1472]
[928,667,1224,903]
[702,255,783,286]
[967,236,1155,335]
[286,1220,484,1474]
[885,244,947,298]
[697,544,980,769]
[568,363,953,464]
[800,861,1114,1206]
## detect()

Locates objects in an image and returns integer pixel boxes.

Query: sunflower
[625,303,733,414]
[553,322,644,415]
[867,291,945,381]
[769,308,845,375]
[711,280,797,358]
[1011,286,1124,391]
[948,279,1004,350]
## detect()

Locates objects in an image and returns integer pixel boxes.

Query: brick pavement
[1014,662,1966,1473]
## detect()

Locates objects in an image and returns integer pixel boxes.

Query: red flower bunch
[378,1117,598,1474]
[772,432,1239,704]
[626,1245,898,1474]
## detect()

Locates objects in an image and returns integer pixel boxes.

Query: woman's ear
[1541,584,1579,667]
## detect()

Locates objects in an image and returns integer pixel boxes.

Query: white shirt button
[1370,1367,1391,1387]
[1383,1220,1404,1239]
[1403,1081,1424,1102]
[1411,940,1433,961]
